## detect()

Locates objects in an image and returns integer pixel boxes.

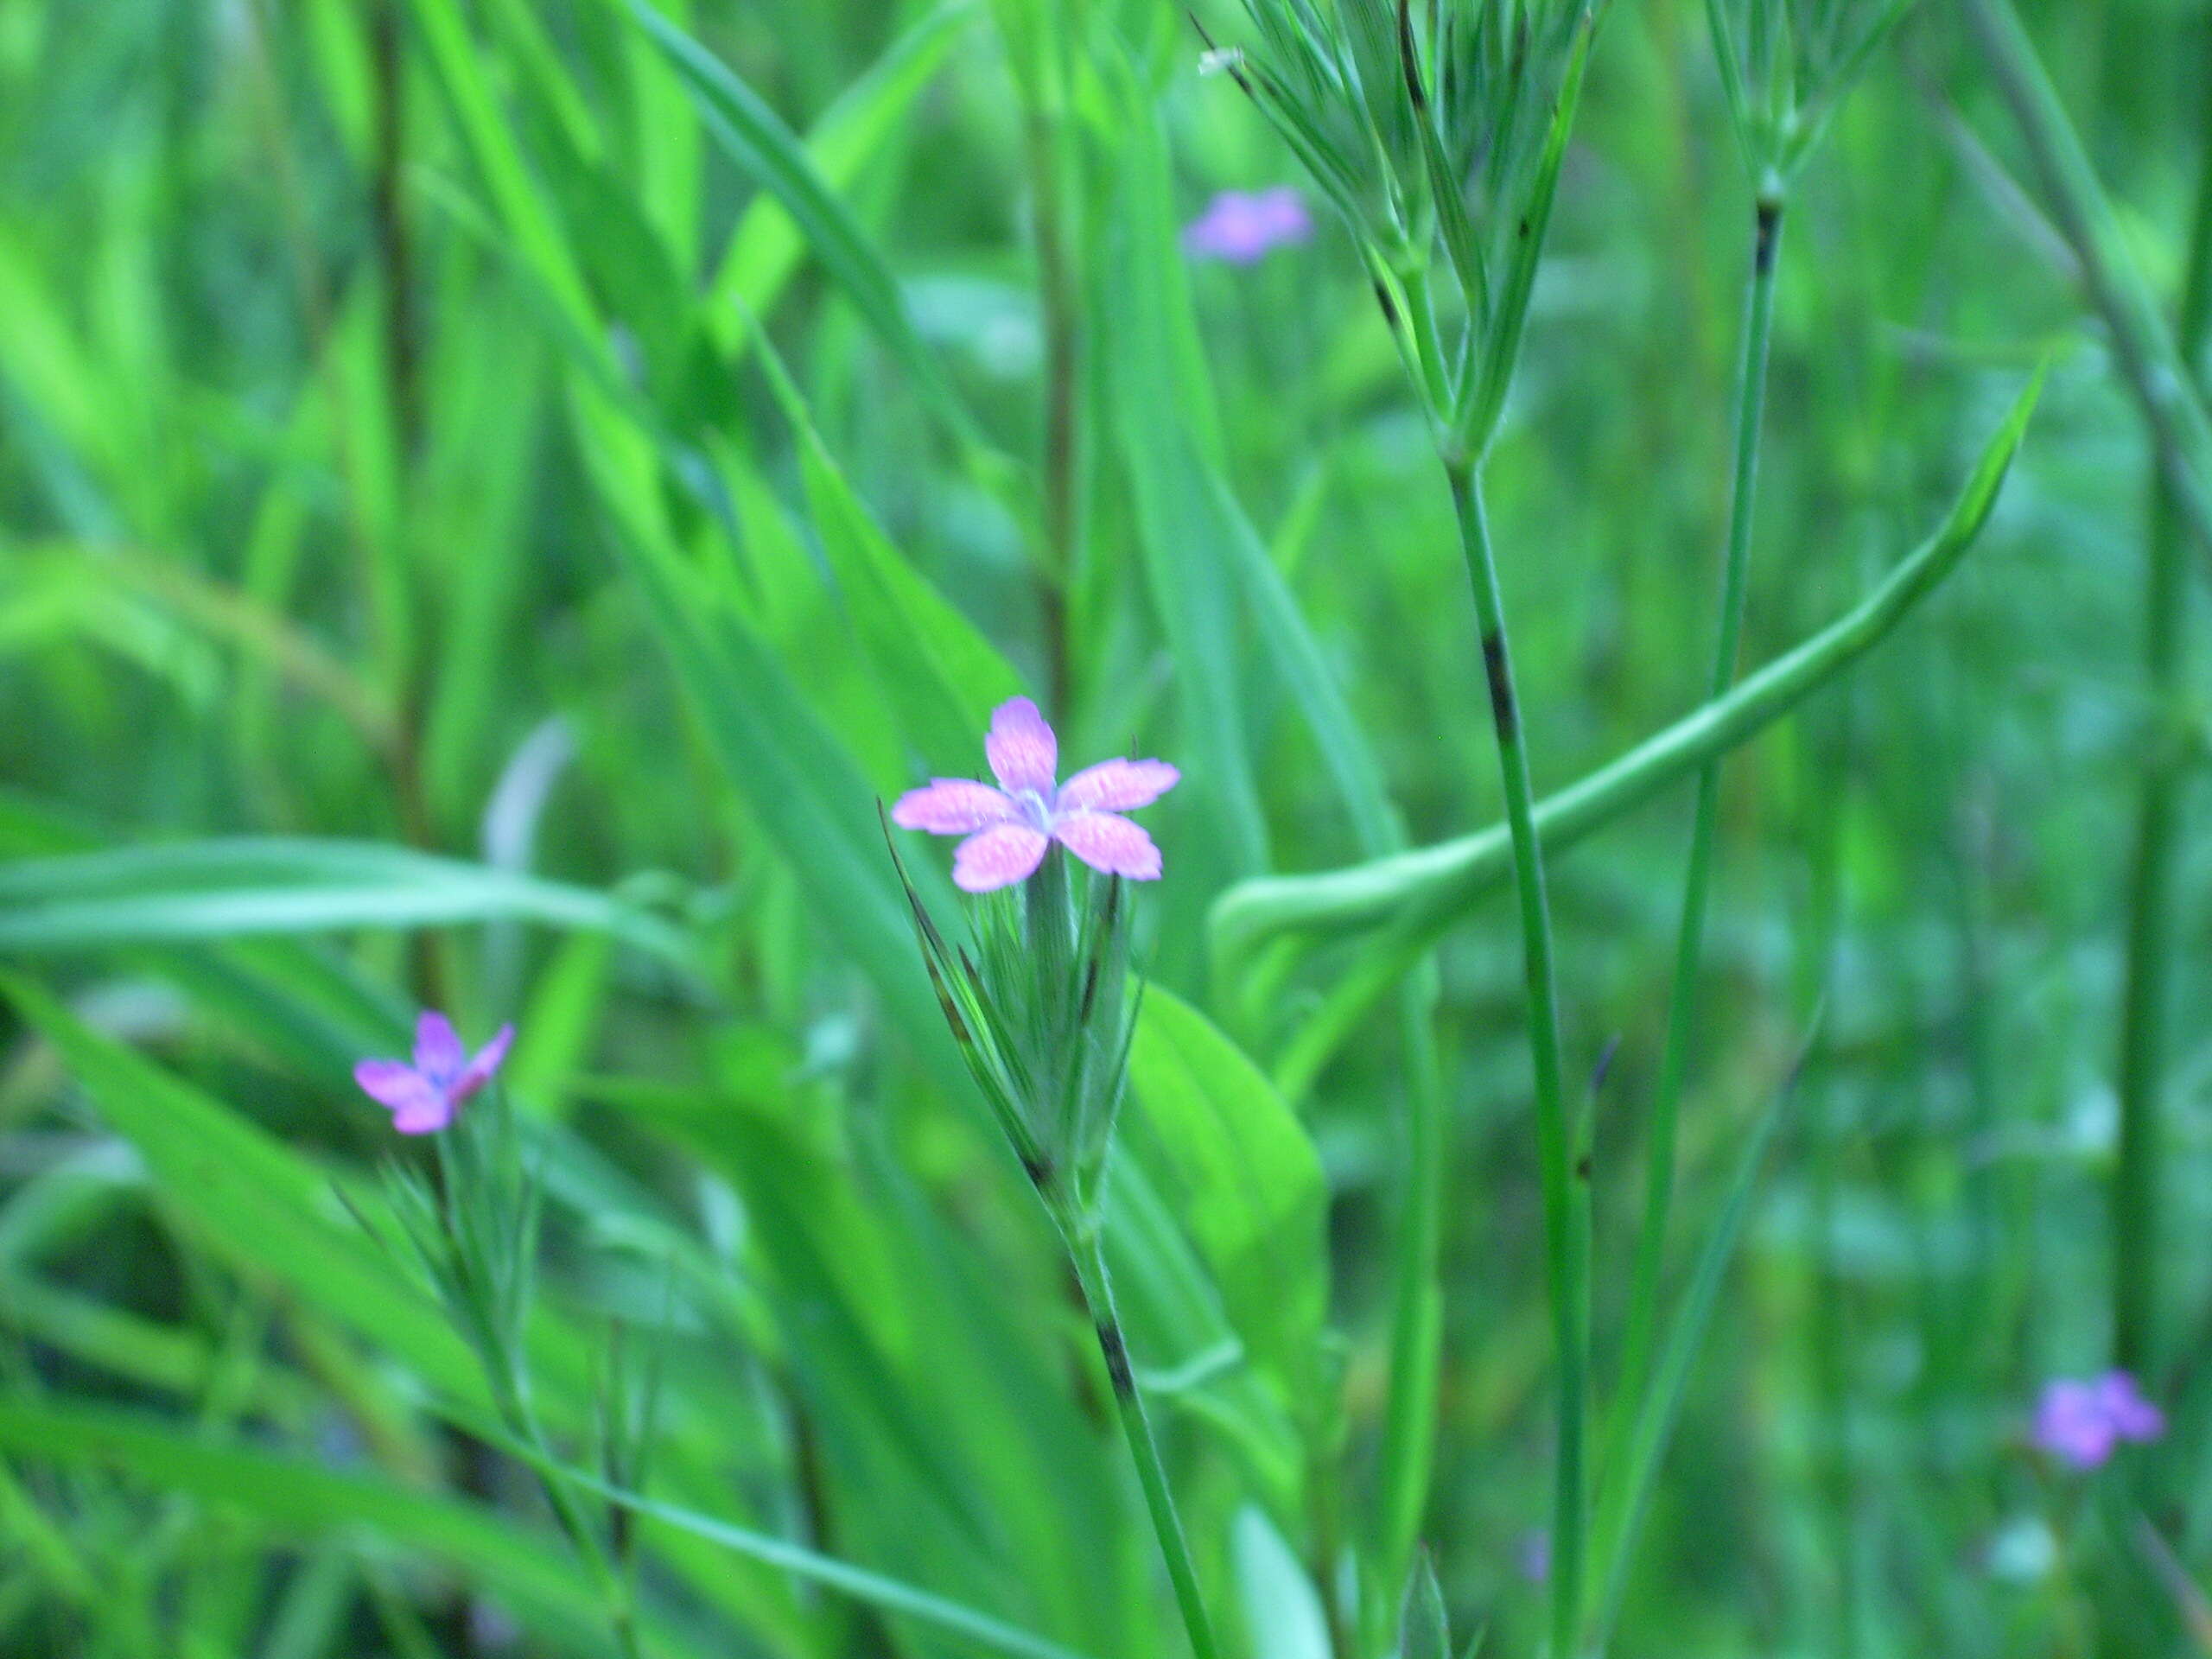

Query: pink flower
[2031,1370,2165,1470]
[1516,1528,1551,1584]
[1183,187,1313,264]
[891,697,1179,893]
[354,1011,515,1135]
[2094,1370,2167,1441]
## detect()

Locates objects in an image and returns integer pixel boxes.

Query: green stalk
[1602,192,1783,1507]
[1443,461,1585,1659]
[1374,961,1446,1615]
[2112,130,2212,1375]
[1236,260,1448,1626]
[1068,1230,1221,1659]
[1964,0,2212,567]
[1397,260,1459,427]
[1211,366,2043,967]
[1797,686,1858,1659]
[505,1376,644,1659]
[434,1135,642,1659]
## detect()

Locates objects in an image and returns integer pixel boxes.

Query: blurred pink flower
[354,1011,514,1135]
[2031,1370,2164,1469]
[1183,186,1313,264]
[892,697,1179,893]
[1516,1528,1551,1584]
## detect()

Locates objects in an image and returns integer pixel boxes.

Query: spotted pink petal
[892,779,1020,835]
[1052,810,1162,880]
[1058,758,1180,814]
[453,1023,516,1103]
[953,823,1051,892]
[984,697,1058,797]
[413,1011,467,1084]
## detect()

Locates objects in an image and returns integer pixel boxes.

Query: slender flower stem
[1068,1229,1221,1659]
[1603,193,1783,1494]
[505,1373,645,1659]
[1443,462,1585,1659]
[429,1123,640,1659]
[2113,131,2212,1376]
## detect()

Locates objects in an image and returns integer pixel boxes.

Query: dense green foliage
[1,0,2208,1655]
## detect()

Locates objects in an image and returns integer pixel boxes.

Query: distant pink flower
[892,697,1179,893]
[2031,1371,2165,1469]
[1184,187,1313,264]
[1516,1528,1551,1584]
[354,1011,514,1135]
[2094,1370,2166,1440]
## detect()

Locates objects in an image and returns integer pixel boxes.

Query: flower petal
[390,1092,458,1135]
[1052,810,1162,880]
[985,696,1058,796]
[413,1011,466,1084]
[892,779,1020,836]
[2033,1380,2116,1469]
[2095,1371,2166,1442]
[355,1058,432,1111]
[453,1023,516,1103]
[355,1060,452,1134]
[952,823,1050,893]
[1057,758,1180,814]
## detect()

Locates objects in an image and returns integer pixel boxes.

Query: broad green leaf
[1103,1156,1303,1508]
[0,838,700,975]
[1230,1507,1330,1659]
[512,1452,1107,1659]
[709,3,976,341]
[580,442,969,1094]
[406,0,599,336]
[626,1082,1146,1659]
[1125,988,1327,1407]
[0,1396,696,1659]
[607,0,979,447]
[1105,93,1268,875]
[763,343,1026,773]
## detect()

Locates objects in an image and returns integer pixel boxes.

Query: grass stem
[1602,192,1783,1516]
[1443,461,1586,1659]
[1373,963,1446,1637]
[1965,0,2212,568]
[1069,1229,1220,1659]
[2112,128,2212,1375]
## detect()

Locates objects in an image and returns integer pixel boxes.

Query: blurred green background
[1,0,2209,1654]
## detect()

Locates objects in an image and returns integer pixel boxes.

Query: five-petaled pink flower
[2031,1371,2165,1470]
[892,697,1179,893]
[354,1011,515,1135]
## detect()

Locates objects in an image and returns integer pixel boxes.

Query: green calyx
[888,832,1140,1228]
